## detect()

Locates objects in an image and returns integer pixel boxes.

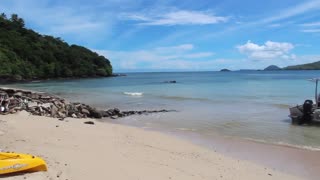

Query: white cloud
[94,44,215,71]
[155,44,194,53]
[268,23,282,28]
[237,41,295,60]
[122,10,228,26]
[301,29,320,33]
[300,21,320,26]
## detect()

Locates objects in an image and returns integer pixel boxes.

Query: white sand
[0,111,304,180]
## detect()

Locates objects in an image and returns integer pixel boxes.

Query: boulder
[81,108,90,115]
[13,92,23,97]
[51,104,58,117]
[89,108,102,119]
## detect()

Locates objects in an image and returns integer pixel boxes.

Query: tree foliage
[0,13,112,81]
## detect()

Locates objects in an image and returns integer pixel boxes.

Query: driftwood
[0,88,175,119]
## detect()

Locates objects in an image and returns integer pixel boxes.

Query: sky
[1,0,320,72]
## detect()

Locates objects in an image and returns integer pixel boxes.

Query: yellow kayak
[0,152,47,175]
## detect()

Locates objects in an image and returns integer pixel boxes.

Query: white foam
[123,92,143,96]
[244,138,320,151]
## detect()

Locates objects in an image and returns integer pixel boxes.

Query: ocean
[6,70,320,150]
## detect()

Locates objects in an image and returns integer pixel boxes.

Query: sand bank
[0,111,304,180]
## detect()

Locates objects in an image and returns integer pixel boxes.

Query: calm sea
[6,71,320,150]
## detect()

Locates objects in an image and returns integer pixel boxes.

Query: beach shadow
[0,172,30,178]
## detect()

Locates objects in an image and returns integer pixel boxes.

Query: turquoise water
[5,71,320,150]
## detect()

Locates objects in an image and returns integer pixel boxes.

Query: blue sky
[1,0,320,72]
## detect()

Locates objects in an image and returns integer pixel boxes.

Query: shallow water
[5,70,320,150]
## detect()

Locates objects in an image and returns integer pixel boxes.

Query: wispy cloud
[94,44,215,71]
[299,21,320,32]
[301,29,320,33]
[237,41,295,60]
[261,0,320,24]
[122,10,228,26]
[300,21,320,26]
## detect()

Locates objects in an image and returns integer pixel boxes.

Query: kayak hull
[0,152,47,175]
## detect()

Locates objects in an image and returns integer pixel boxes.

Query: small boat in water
[289,78,320,125]
[0,152,47,175]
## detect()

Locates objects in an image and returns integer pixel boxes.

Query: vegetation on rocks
[0,13,112,82]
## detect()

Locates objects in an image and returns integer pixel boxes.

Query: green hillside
[284,61,320,70]
[0,13,112,82]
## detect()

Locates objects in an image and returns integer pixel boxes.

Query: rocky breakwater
[0,88,174,119]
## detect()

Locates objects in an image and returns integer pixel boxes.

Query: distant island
[220,69,231,72]
[264,65,281,71]
[0,13,112,82]
[231,61,320,72]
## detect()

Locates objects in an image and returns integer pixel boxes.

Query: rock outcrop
[0,88,175,119]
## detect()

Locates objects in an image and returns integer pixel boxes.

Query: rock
[89,108,102,119]
[81,108,90,115]
[101,111,110,117]
[51,105,58,117]
[27,101,38,108]
[57,111,66,118]
[164,80,177,83]
[113,108,120,114]
[14,92,23,97]
[84,121,95,125]
[0,88,175,120]
[110,116,117,119]
[40,96,51,100]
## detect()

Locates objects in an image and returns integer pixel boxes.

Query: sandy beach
[0,111,305,180]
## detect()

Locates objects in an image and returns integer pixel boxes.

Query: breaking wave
[123,92,144,96]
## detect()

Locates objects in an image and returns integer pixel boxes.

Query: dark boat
[289,78,320,125]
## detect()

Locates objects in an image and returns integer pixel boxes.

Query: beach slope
[0,111,303,180]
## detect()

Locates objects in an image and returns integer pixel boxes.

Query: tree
[0,12,113,82]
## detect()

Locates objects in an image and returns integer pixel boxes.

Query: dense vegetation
[284,61,320,70]
[0,13,112,82]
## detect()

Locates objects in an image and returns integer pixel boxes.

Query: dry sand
[0,111,304,180]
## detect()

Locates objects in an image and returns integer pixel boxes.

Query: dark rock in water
[220,69,231,72]
[84,121,95,125]
[111,73,127,77]
[164,80,177,84]
[264,65,281,71]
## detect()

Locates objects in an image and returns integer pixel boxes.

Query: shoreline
[109,118,320,179]
[0,111,305,180]
[1,86,319,179]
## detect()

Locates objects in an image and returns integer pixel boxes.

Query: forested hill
[0,13,112,82]
[284,61,320,70]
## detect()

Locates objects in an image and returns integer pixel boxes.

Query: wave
[123,92,144,96]
[244,138,320,151]
[156,95,211,102]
